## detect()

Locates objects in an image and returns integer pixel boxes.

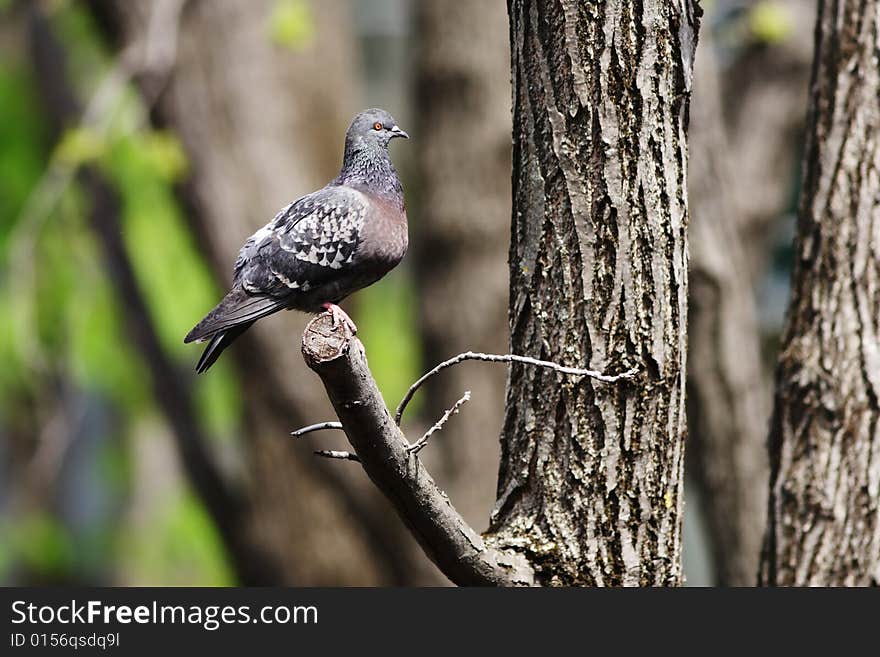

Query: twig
[291,421,343,437]
[302,315,535,586]
[395,352,639,424]
[297,353,638,438]
[314,449,361,462]
[409,391,471,455]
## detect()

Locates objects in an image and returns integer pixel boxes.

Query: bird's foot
[322,303,357,334]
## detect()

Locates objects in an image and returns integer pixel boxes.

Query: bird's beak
[390,125,409,139]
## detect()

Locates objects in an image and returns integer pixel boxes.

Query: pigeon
[184,108,409,373]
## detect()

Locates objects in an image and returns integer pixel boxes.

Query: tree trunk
[723,0,815,282]
[685,1,816,585]
[412,0,512,527]
[760,0,880,586]
[91,0,432,585]
[490,0,699,586]
[686,24,770,586]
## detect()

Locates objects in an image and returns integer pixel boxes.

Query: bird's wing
[234,185,369,298]
[185,186,369,344]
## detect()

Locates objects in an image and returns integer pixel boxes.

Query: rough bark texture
[491,0,698,586]
[413,0,512,530]
[686,26,770,586]
[91,0,433,585]
[760,0,880,586]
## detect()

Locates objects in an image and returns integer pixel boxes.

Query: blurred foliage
[269,0,315,51]
[357,270,420,412]
[2,513,76,579]
[116,488,233,586]
[1,0,423,587]
[749,1,793,45]
[0,3,238,585]
[55,126,105,167]
[113,426,233,589]
[711,0,795,57]
[0,68,49,250]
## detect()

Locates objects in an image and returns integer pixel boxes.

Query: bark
[491,0,699,586]
[90,0,431,584]
[412,0,512,526]
[686,26,769,585]
[760,0,880,586]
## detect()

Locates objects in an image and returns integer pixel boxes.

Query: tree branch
[409,391,471,455]
[314,449,360,462]
[290,421,343,438]
[301,315,535,586]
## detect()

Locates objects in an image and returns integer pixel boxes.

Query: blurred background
[0,0,811,586]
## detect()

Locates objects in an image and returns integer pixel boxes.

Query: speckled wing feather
[185,186,368,343]
[237,186,368,294]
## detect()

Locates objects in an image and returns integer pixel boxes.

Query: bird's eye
[373,122,383,131]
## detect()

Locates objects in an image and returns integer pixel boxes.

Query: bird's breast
[359,200,408,272]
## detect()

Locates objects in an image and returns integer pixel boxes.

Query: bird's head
[346,108,409,151]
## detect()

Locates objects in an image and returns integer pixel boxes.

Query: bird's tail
[194,322,254,373]
[185,288,285,373]
[185,289,285,344]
